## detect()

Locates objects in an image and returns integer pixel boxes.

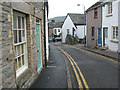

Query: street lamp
[77,4,86,47]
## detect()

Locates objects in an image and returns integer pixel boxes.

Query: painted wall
[102,0,119,51]
[118,1,120,52]
[45,6,49,61]
[86,6,102,48]
[53,28,62,36]
[62,15,77,43]
[76,25,86,39]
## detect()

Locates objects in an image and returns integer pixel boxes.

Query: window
[107,3,112,15]
[58,29,60,32]
[103,27,108,38]
[54,29,57,34]
[112,26,118,41]
[92,27,95,39]
[67,29,69,34]
[94,8,98,18]
[13,12,28,77]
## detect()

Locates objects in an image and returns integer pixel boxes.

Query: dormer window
[107,2,112,15]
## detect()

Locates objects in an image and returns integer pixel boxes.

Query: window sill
[106,14,112,17]
[110,40,118,43]
[16,65,28,78]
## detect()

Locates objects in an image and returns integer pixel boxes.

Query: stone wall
[1,2,16,88]
[0,1,46,89]
[65,34,79,45]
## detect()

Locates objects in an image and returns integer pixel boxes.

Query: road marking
[64,52,83,89]
[47,66,56,68]
[66,53,89,89]
[64,44,119,65]
[54,46,89,90]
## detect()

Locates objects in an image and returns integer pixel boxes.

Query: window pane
[113,27,115,30]
[17,45,20,56]
[13,15,17,29]
[116,27,118,30]
[22,30,25,41]
[105,29,108,38]
[15,59,18,70]
[22,55,24,65]
[19,30,22,42]
[18,57,21,68]
[21,44,24,54]
[18,16,21,29]
[14,30,17,43]
[22,17,24,29]
[14,46,17,57]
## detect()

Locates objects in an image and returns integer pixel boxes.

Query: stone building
[0,0,48,89]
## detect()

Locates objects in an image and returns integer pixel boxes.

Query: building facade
[102,0,119,52]
[0,0,48,89]
[86,2,102,48]
[49,21,63,41]
[62,13,86,43]
[118,1,120,61]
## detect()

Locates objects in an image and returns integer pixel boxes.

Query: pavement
[30,45,67,88]
[73,44,118,60]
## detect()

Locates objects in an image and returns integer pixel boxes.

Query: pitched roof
[68,13,86,25]
[86,2,102,12]
[49,22,63,29]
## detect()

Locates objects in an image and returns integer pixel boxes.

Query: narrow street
[31,43,67,88]
[31,43,119,89]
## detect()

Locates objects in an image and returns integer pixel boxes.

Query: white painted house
[118,1,120,53]
[102,0,119,52]
[62,13,86,43]
[53,28,62,40]
[49,21,63,41]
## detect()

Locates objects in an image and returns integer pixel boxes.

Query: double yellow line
[64,44,120,65]
[54,46,89,90]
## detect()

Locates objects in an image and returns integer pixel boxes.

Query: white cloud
[48,0,99,18]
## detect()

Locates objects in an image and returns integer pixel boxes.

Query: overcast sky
[48,0,99,19]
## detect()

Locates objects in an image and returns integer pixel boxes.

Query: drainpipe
[43,1,47,67]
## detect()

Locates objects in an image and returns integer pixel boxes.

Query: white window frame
[13,11,28,77]
[112,26,118,41]
[107,2,112,16]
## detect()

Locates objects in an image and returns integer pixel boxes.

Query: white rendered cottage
[102,0,120,52]
[62,13,86,43]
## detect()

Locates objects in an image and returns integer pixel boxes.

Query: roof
[48,16,66,23]
[67,13,86,25]
[86,0,105,12]
[49,22,64,29]
[86,2,102,12]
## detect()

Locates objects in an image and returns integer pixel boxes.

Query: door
[103,29,105,46]
[98,28,101,45]
[36,24,42,72]
[103,27,108,46]
[72,27,75,36]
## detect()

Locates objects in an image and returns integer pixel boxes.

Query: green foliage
[58,33,62,37]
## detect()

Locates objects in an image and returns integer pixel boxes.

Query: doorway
[36,20,42,72]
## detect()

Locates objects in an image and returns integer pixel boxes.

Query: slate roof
[86,0,105,12]
[49,22,63,29]
[68,13,86,25]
